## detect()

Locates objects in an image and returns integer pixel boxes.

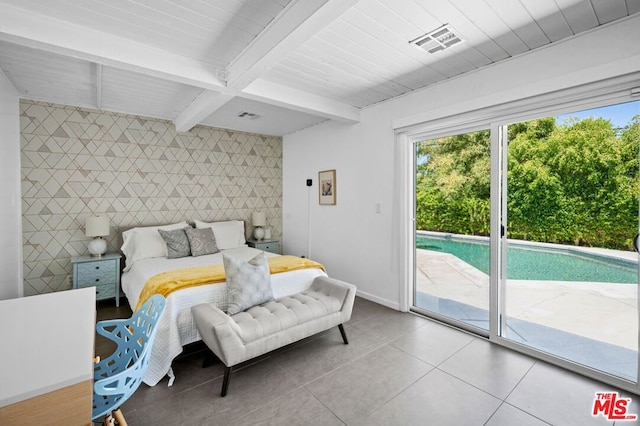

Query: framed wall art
[318,169,336,205]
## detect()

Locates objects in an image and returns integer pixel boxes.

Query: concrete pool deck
[415,248,638,350]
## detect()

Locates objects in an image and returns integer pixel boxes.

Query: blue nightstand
[72,253,122,307]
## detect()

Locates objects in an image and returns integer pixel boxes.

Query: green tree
[416,130,490,235]
[509,116,637,247]
[416,112,639,250]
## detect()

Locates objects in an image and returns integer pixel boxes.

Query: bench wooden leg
[338,324,349,344]
[221,366,232,397]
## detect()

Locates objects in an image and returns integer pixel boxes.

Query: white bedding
[121,246,327,386]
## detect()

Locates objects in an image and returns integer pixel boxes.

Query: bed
[119,220,327,386]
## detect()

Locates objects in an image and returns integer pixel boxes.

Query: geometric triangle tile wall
[20,100,282,296]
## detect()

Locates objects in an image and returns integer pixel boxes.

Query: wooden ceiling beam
[226,0,360,91]
[174,90,235,133]
[242,79,360,123]
[0,3,227,91]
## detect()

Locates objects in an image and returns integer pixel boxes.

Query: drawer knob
[95,266,100,270]
[95,278,100,282]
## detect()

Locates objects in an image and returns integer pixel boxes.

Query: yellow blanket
[135,255,326,311]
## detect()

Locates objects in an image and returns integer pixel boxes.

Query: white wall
[283,121,400,306]
[283,14,640,309]
[0,69,22,300]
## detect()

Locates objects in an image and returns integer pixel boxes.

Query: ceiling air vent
[410,24,463,54]
[238,111,260,120]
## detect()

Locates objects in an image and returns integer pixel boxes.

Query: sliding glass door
[412,99,640,388]
[500,102,640,381]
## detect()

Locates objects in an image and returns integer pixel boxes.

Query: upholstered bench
[191,275,357,396]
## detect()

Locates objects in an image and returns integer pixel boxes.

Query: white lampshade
[252,211,266,227]
[85,216,110,237]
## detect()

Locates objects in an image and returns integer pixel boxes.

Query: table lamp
[252,211,266,240]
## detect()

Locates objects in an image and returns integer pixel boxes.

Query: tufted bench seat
[191,275,356,396]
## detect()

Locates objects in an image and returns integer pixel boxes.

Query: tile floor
[95,297,640,426]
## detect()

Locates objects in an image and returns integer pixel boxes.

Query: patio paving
[415,248,638,351]
[415,248,640,381]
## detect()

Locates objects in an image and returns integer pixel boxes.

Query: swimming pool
[416,234,638,284]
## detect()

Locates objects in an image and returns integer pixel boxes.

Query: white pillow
[223,252,273,315]
[194,219,246,250]
[121,221,189,270]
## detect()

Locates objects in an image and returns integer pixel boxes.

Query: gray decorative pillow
[224,253,273,315]
[158,228,191,259]
[185,227,219,257]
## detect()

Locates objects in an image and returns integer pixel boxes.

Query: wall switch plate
[306,179,312,186]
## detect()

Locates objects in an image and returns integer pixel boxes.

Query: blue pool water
[416,235,638,284]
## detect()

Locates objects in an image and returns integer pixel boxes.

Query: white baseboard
[355,289,400,311]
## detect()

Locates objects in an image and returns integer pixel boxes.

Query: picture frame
[318,169,336,205]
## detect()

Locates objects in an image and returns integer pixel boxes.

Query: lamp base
[253,227,265,240]
[88,237,107,257]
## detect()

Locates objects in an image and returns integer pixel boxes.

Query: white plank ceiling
[0,0,638,136]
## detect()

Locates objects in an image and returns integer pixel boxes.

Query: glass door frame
[399,77,640,395]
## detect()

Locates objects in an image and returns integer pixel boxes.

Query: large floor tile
[126,357,303,425]
[350,308,429,343]
[439,339,536,399]
[349,296,394,323]
[391,319,476,366]
[485,403,551,426]
[507,362,617,425]
[356,368,502,426]
[120,378,219,426]
[273,322,383,384]
[233,388,344,426]
[305,344,432,425]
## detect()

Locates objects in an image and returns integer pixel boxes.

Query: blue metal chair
[92,294,166,424]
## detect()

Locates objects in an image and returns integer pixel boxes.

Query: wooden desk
[0,287,95,425]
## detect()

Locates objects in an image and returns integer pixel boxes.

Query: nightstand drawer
[247,238,281,254]
[258,242,280,254]
[95,283,116,299]
[75,260,117,287]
